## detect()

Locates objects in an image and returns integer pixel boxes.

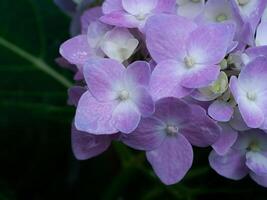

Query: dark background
[0,0,267,199]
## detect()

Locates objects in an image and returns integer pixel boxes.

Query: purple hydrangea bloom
[75,58,154,134]
[100,0,176,30]
[146,14,235,100]
[209,129,267,187]
[121,98,220,185]
[230,57,267,129]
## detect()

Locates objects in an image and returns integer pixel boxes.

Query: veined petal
[83,58,125,102]
[112,100,141,134]
[75,91,118,134]
[145,14,197,63]
[149,60,192,101]
[146,134,193,185]
[121,117,166,151]
[209,149,248,180]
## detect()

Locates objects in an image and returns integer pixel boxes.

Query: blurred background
[0,0,267,199]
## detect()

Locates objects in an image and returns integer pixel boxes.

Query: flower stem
[0,36,72,88]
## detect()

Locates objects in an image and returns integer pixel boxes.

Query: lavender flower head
[57,0,267,187]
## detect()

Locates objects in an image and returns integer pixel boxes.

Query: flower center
[184,56,195,68]
[191,0,200,3]
[118,90,130,101]
[246,92,257,101]
[237,0,249,6]
[216,14,228,22]
[165,125,179,136]
[247,141,261,152]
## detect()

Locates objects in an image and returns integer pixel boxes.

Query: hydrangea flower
[121,98,220,184]
[57,0,267,188]
[75,58,154,134]
[230,57,267,129]
[100,0,176,30]
[146,14,235,100]
[209,129,267,187]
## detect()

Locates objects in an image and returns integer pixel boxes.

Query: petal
[153,97,192,123]
[246,151,267,175]
[187,22,235,64]
[229,107,250,131]
[153,0,176,13]
[256,20,267,46]
[112,101,141,134]
[74,91,118,134]
[209,149,248,180]
[229,76,265,128]
[121,117,166,151]
[250,172,267,187]
[145,14,197,63]
[122,0,157,16]
[181,64,220,88]
[132,87,155,117]
[146,134,193,185]
[180,105,221,147]
[212,123,238,156]
[101,27,139,62]
[177,0,205,19]
[238,97,264,128]
[59,35,93,65]
[102,0,123,14]
[71,124,111,160]
[149,60,192,101]
[239,57,267,91]
[68,86,87,106]
[81,7,103,34]
[126,61,151,87]
[83,58,125,101]
[100,11,140,28]
[208,100,234,122]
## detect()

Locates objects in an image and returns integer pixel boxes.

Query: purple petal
[229,107,250,131]
[145,14,197,63]
[83,58,125,101]
[71,124,111,160]
[112,101,141,134]
[149,60,193,101]
[153,97,192,123]
[68,86,87,106]
[132,87,155,117]
[121,117,166,151]
[102,0,123,14]
[75,91,118,134]
[180,105,221,147]
[59,35,93,65]
[81,7,103,34]
[153,0,176,13]
[212,123,238,156]
[187,22,235,64]
[250,172,267,187]
[181,64,220,88]
[146,134,193,185]
[229,76,265,128]
[208,100,234,122]
[209,149,248,180]
[126,61,151,87]
[100,11,139,28]
[122,0,158,16]
[246,151,267,175]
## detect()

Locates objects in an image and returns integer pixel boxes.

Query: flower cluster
[58,0,267,187]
